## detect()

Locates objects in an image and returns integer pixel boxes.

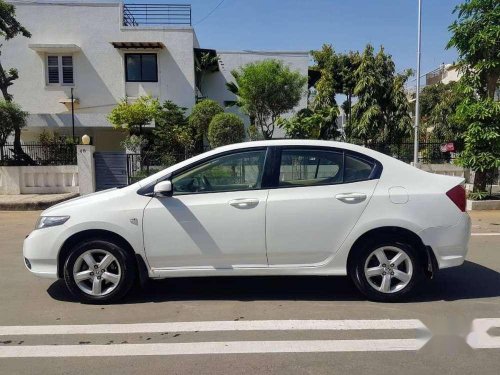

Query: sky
[132,0,462,77]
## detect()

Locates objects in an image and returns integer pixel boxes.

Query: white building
[406,63,462,100]
[424,64,461,86]
[3,0,309,150]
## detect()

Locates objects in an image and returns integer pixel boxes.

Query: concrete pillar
[0,167,21,194]
[77,145,96,195]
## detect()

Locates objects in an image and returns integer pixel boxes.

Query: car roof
[214,140,389,160]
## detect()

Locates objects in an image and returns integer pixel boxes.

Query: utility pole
[71,87,75,142]
[413,0,422,166]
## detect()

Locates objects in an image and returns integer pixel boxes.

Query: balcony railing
[123,3,192,26]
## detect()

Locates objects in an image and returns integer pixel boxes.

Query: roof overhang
[111,41,165,49]
[29,44,81,53]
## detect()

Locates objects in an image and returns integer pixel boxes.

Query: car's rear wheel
[350,241,422,302]
[63,239,136,303]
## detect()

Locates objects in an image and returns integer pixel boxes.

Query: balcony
[123,3,192,27]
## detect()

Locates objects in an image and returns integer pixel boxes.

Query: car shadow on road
[47,261,500,304]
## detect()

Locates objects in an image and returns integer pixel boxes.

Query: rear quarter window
[344,154,376,183]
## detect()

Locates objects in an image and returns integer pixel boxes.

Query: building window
[125,53,158,82]
[47,55,74,85]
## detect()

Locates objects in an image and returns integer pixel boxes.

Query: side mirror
[154,180,173,197]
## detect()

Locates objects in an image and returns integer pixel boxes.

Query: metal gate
[94,152,128,191]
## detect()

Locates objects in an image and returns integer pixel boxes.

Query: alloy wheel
[72,249,121,296]
[363,246,413,294]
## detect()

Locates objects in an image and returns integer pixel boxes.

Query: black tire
[349,240,423,302]
[63,239,137,304]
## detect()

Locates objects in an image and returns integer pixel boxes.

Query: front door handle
[228,198,259,209]
[335,192,367,203]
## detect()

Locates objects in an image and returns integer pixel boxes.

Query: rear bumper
[419,213,471,269]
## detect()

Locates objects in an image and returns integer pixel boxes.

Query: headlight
[35,216,70,230]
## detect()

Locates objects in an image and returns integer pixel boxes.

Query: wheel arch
[57,229,145,279]
[346,226,436,277]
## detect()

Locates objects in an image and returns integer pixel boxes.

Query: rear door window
[278,149,344,187]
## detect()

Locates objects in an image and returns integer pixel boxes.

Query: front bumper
[419,213,471,269]
[23,226,63,279]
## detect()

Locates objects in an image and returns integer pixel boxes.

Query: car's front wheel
[350,240,422,302]
[63,239,136,303]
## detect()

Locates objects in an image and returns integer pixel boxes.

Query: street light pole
[413,0,422,166]
[71,87,75,142]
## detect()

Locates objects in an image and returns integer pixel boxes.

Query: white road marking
[0,319,427,336]
[471,233,500,236]
[0,339,428,358]
[467,318,500,349]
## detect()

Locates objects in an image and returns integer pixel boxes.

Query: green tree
[152,101,194,165]
[0,0,32,164]
[0,100,27,163]
[447,0,499,100]
[338,51,361,130]
[278,107,340,140]
[349,45,412,144]
[228,59,307,139]
[107,96,159,135]
[310,45,341,109]
[455,98,499,191]
[311,45,360,128]
[188,99,224,147]
[419,82,467,141]
[447,0,499,193]
[208,113,245,148]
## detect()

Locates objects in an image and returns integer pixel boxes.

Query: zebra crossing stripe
[466,318,500,349]
[0,339,429,358]
[0,319,427,336]
[0,319,432,357]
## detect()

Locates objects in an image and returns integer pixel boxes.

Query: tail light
[446,185,466,212]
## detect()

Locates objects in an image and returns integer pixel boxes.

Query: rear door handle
[228,198,259,209]
[335,192,367,203]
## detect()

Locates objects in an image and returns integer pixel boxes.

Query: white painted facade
[425,63,461,86]
[203,51,309,138]
[3,1,309,150]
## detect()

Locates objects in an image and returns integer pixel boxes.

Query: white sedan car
[23,140,471,303]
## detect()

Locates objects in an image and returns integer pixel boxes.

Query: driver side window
[172,150,267,195]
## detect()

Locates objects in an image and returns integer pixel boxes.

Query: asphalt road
[0,210,499,374]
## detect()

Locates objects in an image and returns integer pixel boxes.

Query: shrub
[0,100,27,148]
[189,99,224,140]
[208,113,245,148]
[152,100,195,160]
[107,96,159,134]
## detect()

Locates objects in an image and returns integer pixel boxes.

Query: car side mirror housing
[154,180,173,197]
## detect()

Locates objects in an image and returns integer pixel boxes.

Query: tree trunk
[346,93,352,128]
[473,170,488,193]
[0,61,35,165]
[486,71,499,99]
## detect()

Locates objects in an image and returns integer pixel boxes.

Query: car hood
[42,188,120,215]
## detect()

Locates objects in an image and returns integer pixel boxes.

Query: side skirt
[149,265,348,279]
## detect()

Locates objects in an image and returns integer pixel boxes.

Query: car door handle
[228,198,259,209]
[335,193,367,203]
